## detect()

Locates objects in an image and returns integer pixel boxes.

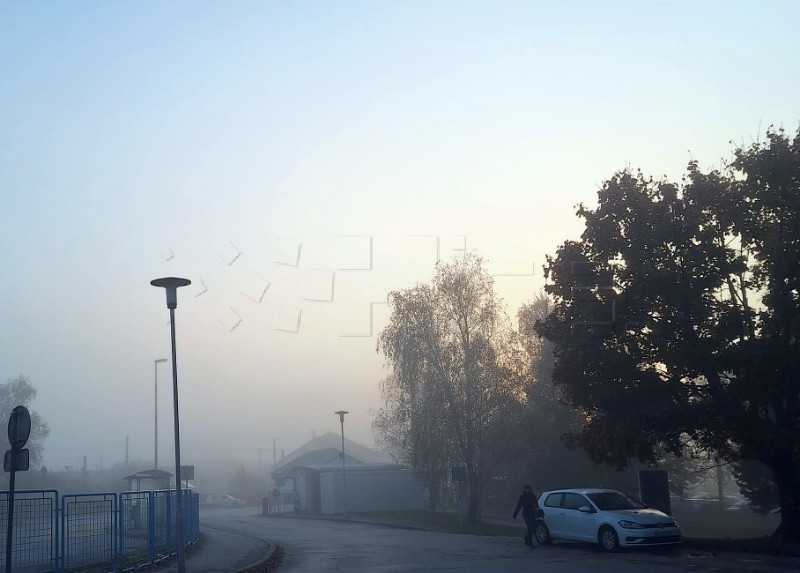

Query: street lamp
[335,410,348,516]
[154,358,167,469]
[150,277,191,573]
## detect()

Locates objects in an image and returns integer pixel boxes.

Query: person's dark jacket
[513,490,539,519]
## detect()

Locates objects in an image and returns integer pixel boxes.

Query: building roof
[271,432,393,479]
[296,463,408,473]
[122,469,172,480]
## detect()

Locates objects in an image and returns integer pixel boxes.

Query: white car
[202,493,246,508]
[534,488,681,552]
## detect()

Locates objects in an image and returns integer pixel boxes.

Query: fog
[1,2,798,493]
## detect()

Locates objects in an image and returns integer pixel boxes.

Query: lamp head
[155,358,168,364]
[151,277,191,309]
[335,410,349,423]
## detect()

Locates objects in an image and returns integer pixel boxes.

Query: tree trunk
[427,477,440,511]
[771,460,800,542]
[466,471,481,522]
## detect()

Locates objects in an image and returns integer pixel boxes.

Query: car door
[541,492,565,537]
[560,493,598,542]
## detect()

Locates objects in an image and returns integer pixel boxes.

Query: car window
[563,493,589,510]
[543,493,563,508]
[587,491,646,510]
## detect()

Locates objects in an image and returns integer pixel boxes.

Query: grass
[351,510,526,537]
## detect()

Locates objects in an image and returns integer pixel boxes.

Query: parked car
[201,494,246,508]
[679,492,750,512]
[678,495,719,512]
[534,488,681,552]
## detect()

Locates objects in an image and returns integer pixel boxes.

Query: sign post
[450,466,466,527]
[180,465,194,489]
[5,405,32,573]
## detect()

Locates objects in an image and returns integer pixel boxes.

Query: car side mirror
[578,505,595,513]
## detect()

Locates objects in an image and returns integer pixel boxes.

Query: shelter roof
[122,469,172,480]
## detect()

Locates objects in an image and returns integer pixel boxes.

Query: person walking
[512,484,540,548]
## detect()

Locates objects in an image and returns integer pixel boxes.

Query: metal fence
[0,489,199,573]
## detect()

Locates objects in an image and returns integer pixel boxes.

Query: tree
[535,126,800,541]
[377,253,525,522]
[511,293,640,495]
[518,294,584,453]
[374,373,454,510]
[732,459,779,514]
[0,375,50,468]
[515,294,586,485]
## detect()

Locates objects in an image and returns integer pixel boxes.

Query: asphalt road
[197,507,798,573]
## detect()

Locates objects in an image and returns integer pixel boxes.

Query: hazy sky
[1,1,798,474]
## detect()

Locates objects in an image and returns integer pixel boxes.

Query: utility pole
[335,411,348,516]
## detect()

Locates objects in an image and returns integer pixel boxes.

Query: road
[199,508,797,573]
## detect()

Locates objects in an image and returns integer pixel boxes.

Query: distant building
[271,432,425,514]
[122,469,172,491]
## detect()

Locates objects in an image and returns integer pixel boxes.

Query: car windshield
[587,492,646,511]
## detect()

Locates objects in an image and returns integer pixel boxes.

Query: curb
[262,512,447,532]
[231,545,283,573]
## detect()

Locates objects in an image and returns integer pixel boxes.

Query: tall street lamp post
[335,410,348,516]
[154,358,167,469]
[151,277,191,573]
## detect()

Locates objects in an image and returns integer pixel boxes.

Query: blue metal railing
[0,490,58,573]
[61,493,116,572]
[0,489,198,573]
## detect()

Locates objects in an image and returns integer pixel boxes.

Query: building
[271,432,426,514]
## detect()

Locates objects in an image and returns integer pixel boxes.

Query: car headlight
[618,520,644,529]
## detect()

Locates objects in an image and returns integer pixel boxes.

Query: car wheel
[533,521,551,545]
[598,526,619,552]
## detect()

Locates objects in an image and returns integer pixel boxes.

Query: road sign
[5,405,32,573]
[450,465,466,482]
[7,406,31,451]
[181,465,195,480]
[3,449,29,472]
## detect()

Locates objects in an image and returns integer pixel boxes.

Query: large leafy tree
[1,375,50,468]
[377,253,525,522]
[536,127,800,541]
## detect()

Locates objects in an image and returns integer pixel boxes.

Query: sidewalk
[158,525,275,573]
[168,513,441,572]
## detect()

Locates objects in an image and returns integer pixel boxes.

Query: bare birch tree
[377,253,525,521]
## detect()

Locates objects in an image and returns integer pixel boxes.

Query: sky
[1,1,798,477]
